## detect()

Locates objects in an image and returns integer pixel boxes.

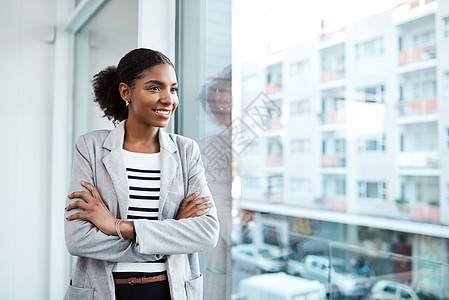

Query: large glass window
[231,1,449,299]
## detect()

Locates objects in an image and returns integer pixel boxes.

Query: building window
[291,138,311,154]
[412,81,436,100]
[290,99,310,116]
[290,178,311,195]
[412,30,435,48]
[336,179,346,196]
[358,134,386,152]
[447,128,449,149]
[447,184,449,206]
[444,72,449,96]
[289,59,310,78]
[443,16,449,40]
[358,181,387,200]
[335,139,346,154]
[355,37,384,60]
[356,85,385,103]
[244,176,260,189]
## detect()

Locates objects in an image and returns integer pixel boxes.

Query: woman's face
[124,63,178,129]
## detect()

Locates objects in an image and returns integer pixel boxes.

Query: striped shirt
[112,149,166,273]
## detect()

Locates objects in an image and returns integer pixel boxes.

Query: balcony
[397,152,439,170]
[321,154,346,168]
[413,203,440,223]
[266,156,283,167]
[397,98,437,116]
[265,83,282,95]
[268,118,283,130]
[398,44,435,65]
[315,196,346,212]
[393,0,437,23]
[318,110,346,125]
[320,66,345,82]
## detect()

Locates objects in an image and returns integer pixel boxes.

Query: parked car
[369,280,419,300]
[239,272,326,300]
[231,243,285,272]
[293,255,371,298]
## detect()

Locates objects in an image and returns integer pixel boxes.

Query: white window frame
[358,181,387,200]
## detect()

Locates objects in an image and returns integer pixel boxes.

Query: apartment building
[236,0,449,295]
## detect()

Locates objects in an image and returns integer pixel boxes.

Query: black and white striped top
[112,149,166,273]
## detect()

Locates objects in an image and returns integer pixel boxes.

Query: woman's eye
[171,87,178,93]
[149,86,160,91]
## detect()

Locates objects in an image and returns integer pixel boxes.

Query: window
[356,85,385,103]
[447,129,449,149]
[290,178,311,194]
[412,81,436,100]
[291,138,311,154]
[412,30,435,48]
[231,2,449,299]
[290,59,310,77]
[290,99,310,116]
[358,181,387,200]
[355,37,384,60]
[358,134,386,152]
[244,176,260,189]
[336,179,346,196]
[444,72,449,96]
[335,139,346,154]
[266,63,282,89]
[444,17,449,40]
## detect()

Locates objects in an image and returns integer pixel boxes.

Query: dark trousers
[113,272,171,300]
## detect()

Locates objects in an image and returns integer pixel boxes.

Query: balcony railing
[266,156,282,167]
[413,204,440,223]
[265,83,282,94]
[321,154,346,167]
[397,152,438,169]
[318,110,346,124]
[268,118,283,130]
[398,44,436,65]
[397,98,437,116]
[320,66,345,82]
[393,0,437,22]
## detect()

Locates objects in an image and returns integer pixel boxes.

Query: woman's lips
[153,109,172,119]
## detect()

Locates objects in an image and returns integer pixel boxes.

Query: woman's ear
[119,82,131,103]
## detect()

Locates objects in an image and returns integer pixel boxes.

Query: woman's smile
[153,108,172,119]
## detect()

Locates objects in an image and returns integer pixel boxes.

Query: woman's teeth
[155,110,170,115]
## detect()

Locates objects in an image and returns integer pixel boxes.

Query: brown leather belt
[114,274,167,285]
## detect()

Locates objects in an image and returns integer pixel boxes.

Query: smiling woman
[64,48,219,300]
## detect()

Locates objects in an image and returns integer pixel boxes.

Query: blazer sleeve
[133,140,220,255]
[64,135,162,262]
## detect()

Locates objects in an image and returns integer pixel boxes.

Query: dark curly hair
[92,48,175,122]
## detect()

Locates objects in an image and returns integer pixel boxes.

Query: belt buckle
[128,277,137,285]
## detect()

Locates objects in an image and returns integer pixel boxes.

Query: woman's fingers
[81,181,101,199]
[66,211,87,221]
[65,200,87,211]
[178,196,213,219]
[68,190,92,202]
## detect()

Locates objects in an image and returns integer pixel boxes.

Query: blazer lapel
[158,129,180,218]
[102,121,129,219]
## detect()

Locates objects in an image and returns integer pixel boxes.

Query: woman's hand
[176,191,213,220]
[66,181,117,236]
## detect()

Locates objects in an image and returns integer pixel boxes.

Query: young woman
[64,48,219,300]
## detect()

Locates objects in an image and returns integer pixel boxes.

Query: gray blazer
[64,121,219,300]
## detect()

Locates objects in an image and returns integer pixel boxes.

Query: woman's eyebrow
[144,80,178,86]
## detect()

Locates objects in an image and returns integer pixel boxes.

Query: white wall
[0,0,59,299]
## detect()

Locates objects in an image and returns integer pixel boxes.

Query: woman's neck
[123,120,160,154]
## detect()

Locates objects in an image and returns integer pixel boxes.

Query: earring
[125,101,129,106]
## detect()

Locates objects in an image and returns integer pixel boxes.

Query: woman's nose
[160,90,174,104]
